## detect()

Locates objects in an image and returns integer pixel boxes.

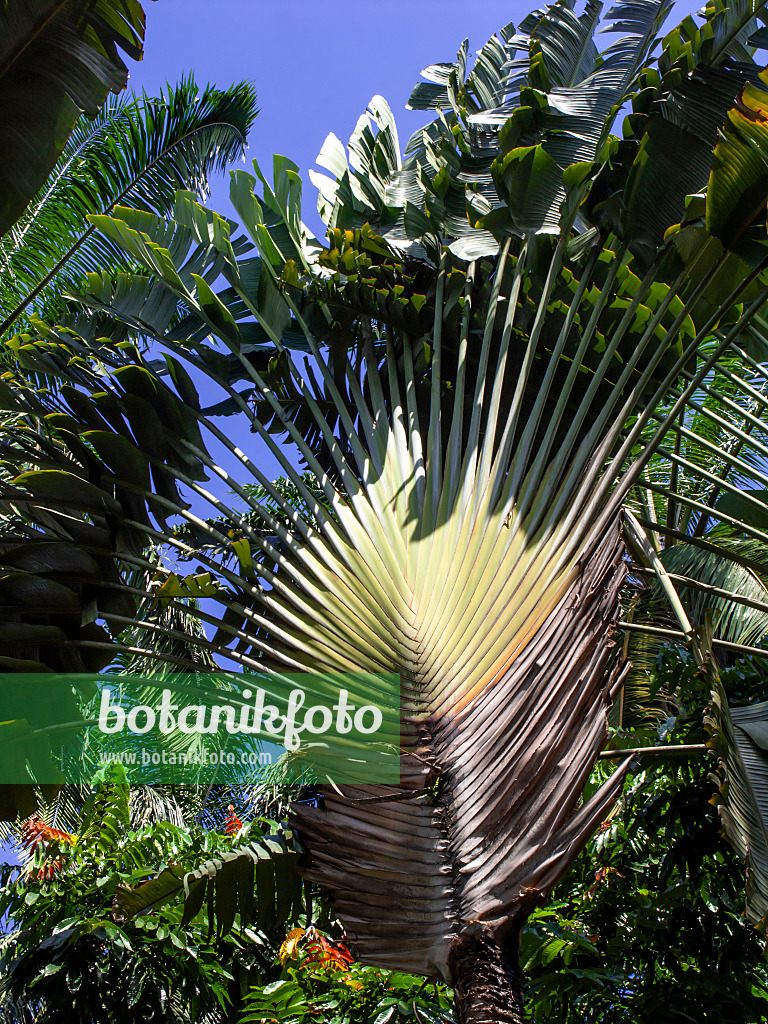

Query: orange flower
[586,865,624,898]
[20,816,76,879]
[301,933,355,973]
[223,804,243,836]
[21,816,75,851]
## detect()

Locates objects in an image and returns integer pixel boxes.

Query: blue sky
[127,1,525,236]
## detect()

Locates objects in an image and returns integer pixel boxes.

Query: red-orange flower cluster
[301,932,355,973]
[20,816,76,852]
[20,816,76,879]
[223,804,243,836]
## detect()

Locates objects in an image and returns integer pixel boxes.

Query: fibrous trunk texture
[448,931,525,1024]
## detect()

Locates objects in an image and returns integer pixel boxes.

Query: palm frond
[708,673,768,931]
[0,76,258,339]
[7,0,768,989]
[113,823,304,938]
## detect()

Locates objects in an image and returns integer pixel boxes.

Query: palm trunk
[448,930,526,1024]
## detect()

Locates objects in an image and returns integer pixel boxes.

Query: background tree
[0,765,303,1023]
[0,71,258,814]
[523,652,768,1024]
[0,766,457,1024]
[0,77,259,343]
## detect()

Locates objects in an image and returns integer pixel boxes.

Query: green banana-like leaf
[0,0,146,236]
[525,0,602,90]
[622,0,768,260]
[313,0,671,255]
[707,71,768,250]
[694,0,768,65]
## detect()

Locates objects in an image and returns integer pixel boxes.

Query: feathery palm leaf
[113,823,304,938]
[0,77,258,340]
[709,675,768,932]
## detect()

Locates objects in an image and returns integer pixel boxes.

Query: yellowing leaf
[341,976,364,990]
[279,927,305,965]
[152,572,220,601]
[230,536,255,580]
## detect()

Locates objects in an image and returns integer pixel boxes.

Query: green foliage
[239,942,455,1024]
[8,0,768,1016]
[0,769,458,1024]
[115,827,304,938]
[0,770,306,1023]
[523,659,768,1023]
[76,764,130,857]
[0,0,147,236]
[0,77,259,340]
